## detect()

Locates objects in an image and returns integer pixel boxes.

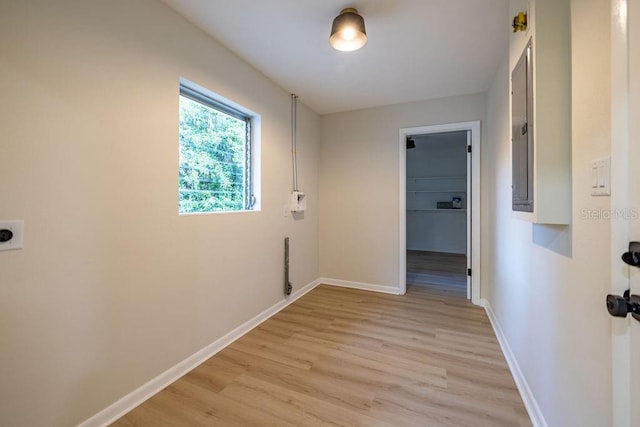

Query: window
[178,82,257,214]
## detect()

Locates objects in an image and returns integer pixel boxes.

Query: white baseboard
[480,299,548,427]
[79,279,322,427]
[319,277,401,295]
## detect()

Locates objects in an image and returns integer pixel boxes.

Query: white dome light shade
[329,8,367,52]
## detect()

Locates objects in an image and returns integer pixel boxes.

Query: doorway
[399,121,480,303]
[406,131,468,297]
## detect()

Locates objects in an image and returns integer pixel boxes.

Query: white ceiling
[160,0,509,115]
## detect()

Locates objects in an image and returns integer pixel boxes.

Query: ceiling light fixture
[329,8,367,52]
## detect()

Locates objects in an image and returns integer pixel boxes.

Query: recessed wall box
[290,191,306,212]
[509,0,571,225]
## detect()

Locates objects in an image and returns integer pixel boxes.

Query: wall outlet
[0,220,24,251]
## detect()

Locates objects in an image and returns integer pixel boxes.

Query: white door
[611,0,639,425]
[628,1,640,423]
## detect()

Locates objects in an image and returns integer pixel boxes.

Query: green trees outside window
[178,93,250,213]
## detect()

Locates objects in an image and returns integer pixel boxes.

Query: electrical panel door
[512,40,534,212]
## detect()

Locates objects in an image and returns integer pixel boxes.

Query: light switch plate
[0,220,24,251]
[591,157,611,196]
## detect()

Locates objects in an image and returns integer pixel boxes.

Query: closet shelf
[407,209,467,212]
[407,190,466,194]
[407,175,466,181]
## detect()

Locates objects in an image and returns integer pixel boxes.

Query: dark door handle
[621,241,640,267]
[607,290,640,322]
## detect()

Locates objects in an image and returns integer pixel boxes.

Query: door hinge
[467,268,472,276]
[467,145,472,153]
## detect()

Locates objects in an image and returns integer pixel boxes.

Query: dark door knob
[607,294,629,317]
[621,241,640,267]
[607,290,640,321]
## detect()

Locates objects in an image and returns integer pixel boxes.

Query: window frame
[178,80,259,215]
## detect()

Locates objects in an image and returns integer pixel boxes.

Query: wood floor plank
[371,387,524,427]
[220,374,393,427]
[112,251,531,426]
[180,355,247,394]
[165,380,296,426]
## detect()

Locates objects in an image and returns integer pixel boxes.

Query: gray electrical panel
[512,39,534,212]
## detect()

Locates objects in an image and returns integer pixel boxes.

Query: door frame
[399,120,481,304]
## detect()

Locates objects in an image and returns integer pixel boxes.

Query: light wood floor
[113,264,531,426]
[407,250,467,294]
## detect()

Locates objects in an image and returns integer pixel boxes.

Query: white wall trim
[480,299,548,427]
[399,120,481,304]
[78,278,323,427]
[319,277,401,295]
[399,135,407,295]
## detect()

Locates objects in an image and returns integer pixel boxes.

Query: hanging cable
[291,94,299,192]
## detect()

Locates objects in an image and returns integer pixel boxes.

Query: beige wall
[319,94,486,288]
[0,1,319,425]
[485,0,612,425]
